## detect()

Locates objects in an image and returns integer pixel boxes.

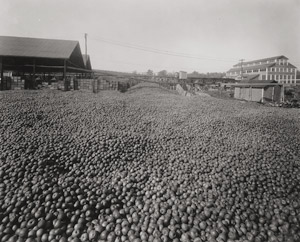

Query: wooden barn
[0,36,92,90]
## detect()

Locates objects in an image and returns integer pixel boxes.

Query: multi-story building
[226,55,297,85]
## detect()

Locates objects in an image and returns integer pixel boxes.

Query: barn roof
[0,36,91,72]
[0,36,79,59]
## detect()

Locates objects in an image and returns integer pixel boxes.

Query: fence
[77,78,139,93]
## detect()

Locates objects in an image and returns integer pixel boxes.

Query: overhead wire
[90,35,238,63]
[99,57,229,72]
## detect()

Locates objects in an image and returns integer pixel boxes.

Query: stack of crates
[50,82,58,90]
[78,79,94,91]
[57,80,65,90]
[11,76,25,90]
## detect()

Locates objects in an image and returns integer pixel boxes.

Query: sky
[0,0,299,73]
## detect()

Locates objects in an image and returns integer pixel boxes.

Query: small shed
[233,82,284,103]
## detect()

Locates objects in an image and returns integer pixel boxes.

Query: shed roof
[244,79,277,84]
[233,83,282,88]
[0,36,91,72]
[0,36,79,59]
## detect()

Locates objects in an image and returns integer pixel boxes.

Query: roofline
[229,63,276,71]
[0,35,79,43]
[233,83,283,87]
[233,55,288,67]
[0,55,67,60]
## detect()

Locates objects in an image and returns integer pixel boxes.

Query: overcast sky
[0,0,299,73]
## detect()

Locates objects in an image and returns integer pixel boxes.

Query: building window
[269,74,272,80]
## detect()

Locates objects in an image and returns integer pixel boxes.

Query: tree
[191,71,199,75]
[147,69,154,76]
[158,70,168,77]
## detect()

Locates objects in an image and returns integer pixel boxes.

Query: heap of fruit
[0,83,299,242]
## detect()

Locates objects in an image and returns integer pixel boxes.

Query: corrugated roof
[0,36,78,59]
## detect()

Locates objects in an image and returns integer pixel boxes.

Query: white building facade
[226,56,297,85]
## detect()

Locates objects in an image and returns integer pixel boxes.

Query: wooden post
[32,59,36,89]
[0,57,3,90]
[63,59,67,80]
[271,86,274,101]
[63,59,67,91]
[281,85,285,102]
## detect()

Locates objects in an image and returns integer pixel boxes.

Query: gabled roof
[233,55,288,67]
[0,36,91,72]
[0,36,79,59]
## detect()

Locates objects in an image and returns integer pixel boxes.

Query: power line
[100,57,229,72]
[90,35,238,63]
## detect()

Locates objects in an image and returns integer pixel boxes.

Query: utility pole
[84,33,88,56]
[239,59,244,81]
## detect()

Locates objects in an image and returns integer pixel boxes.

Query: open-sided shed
[0,36,92,90]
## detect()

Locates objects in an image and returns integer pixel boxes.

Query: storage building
[226,55,297,86]
[0,36,92,90]
[233,81,284,103]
